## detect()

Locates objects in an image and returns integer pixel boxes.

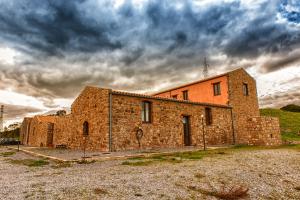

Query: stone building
[20,116,56,147]
[20,68,282,151]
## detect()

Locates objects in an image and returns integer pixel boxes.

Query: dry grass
[188,185,249,200]
[194,173,206,179]
[94,187,108,195]
[51,161,72,168]
[121,160,154,166]
[7,159,49,167]
[77,159,96,164]
[0,151,16,157]
[295,186,300,191]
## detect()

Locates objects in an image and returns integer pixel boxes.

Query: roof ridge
[151,67,244,95]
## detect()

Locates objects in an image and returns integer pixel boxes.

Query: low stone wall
[241,116,282,146]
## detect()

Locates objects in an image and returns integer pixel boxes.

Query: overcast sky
[0,0,300,126]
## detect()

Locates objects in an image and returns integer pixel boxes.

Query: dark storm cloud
[0,0,245,60]
[0,0,299,108]
[0,0,298,63]
[0,0,122,57]
[0,103,42,120]
[259,90,300,108]
[261,51,300,72]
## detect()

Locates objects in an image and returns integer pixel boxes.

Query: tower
[0,105,3,132]
[203,57,209,78]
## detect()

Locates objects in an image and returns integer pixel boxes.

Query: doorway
[182,116,191,146]
[46,123,54,147]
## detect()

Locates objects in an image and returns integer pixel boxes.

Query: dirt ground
[0,146,299,200]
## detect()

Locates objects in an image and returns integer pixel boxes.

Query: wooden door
[183,116,191,146]
[46,123,54,147]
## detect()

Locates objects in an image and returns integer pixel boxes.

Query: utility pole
[203,57,209,78]
[201,114,206,151]
[0,105,3,133]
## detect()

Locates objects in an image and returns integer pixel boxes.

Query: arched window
[83,121,89,136]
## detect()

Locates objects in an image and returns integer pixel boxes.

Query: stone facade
[154,68,281,146]
[227,68,260,144]
[21,116,56,147]
[111,92,233,151]
[20,68,282,151]
[53,87,110,151]
[242,117,281,146]
[20,117,33,144]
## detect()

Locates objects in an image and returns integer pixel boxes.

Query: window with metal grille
[182,90,188,100]
[141,101,151,123]
[243,83,249,96]
[205,107,212,125]
[213,82,221,96]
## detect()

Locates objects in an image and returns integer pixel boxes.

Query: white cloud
[0,47,19,65]
[0,90,46,109]
[248,65,300,107]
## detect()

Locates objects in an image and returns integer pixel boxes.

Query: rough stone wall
[25,116,56,147]
[228,69,260,144]
[242,116,282,146]
[111,93,233,151]
[53,86,110,151]
[227,69,281,145]
[20,117,32,144]
[53,115,73,147]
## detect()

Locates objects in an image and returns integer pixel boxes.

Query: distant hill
[260,108,300,141]
[280,104,300,113]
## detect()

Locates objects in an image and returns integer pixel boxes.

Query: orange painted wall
[154,75,229,105]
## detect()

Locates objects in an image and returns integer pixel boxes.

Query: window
[213,82,221,96]
[182,90,188,100]
[243,83,249,96]
[141,101,151,123]
[83,121,89,136]
[205,107,212,125]
[172,95,178,99]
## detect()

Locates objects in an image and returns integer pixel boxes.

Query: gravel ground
[0,146,299,200]
[11,146,211,161]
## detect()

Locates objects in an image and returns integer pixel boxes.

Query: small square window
[182,90,188,100]
[172,95,178,99]
[213,82,221,96]
[243,83,249,96]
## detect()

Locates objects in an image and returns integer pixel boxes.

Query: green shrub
[280,104,300,112]
[8,159,49,167]
[0,151,16,157]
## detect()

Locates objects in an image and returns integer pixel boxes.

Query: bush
[8,159,49,167]
[280,104,300,113]
[0,128,20,139]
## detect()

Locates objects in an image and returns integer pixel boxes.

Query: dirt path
[0,146,299,199]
